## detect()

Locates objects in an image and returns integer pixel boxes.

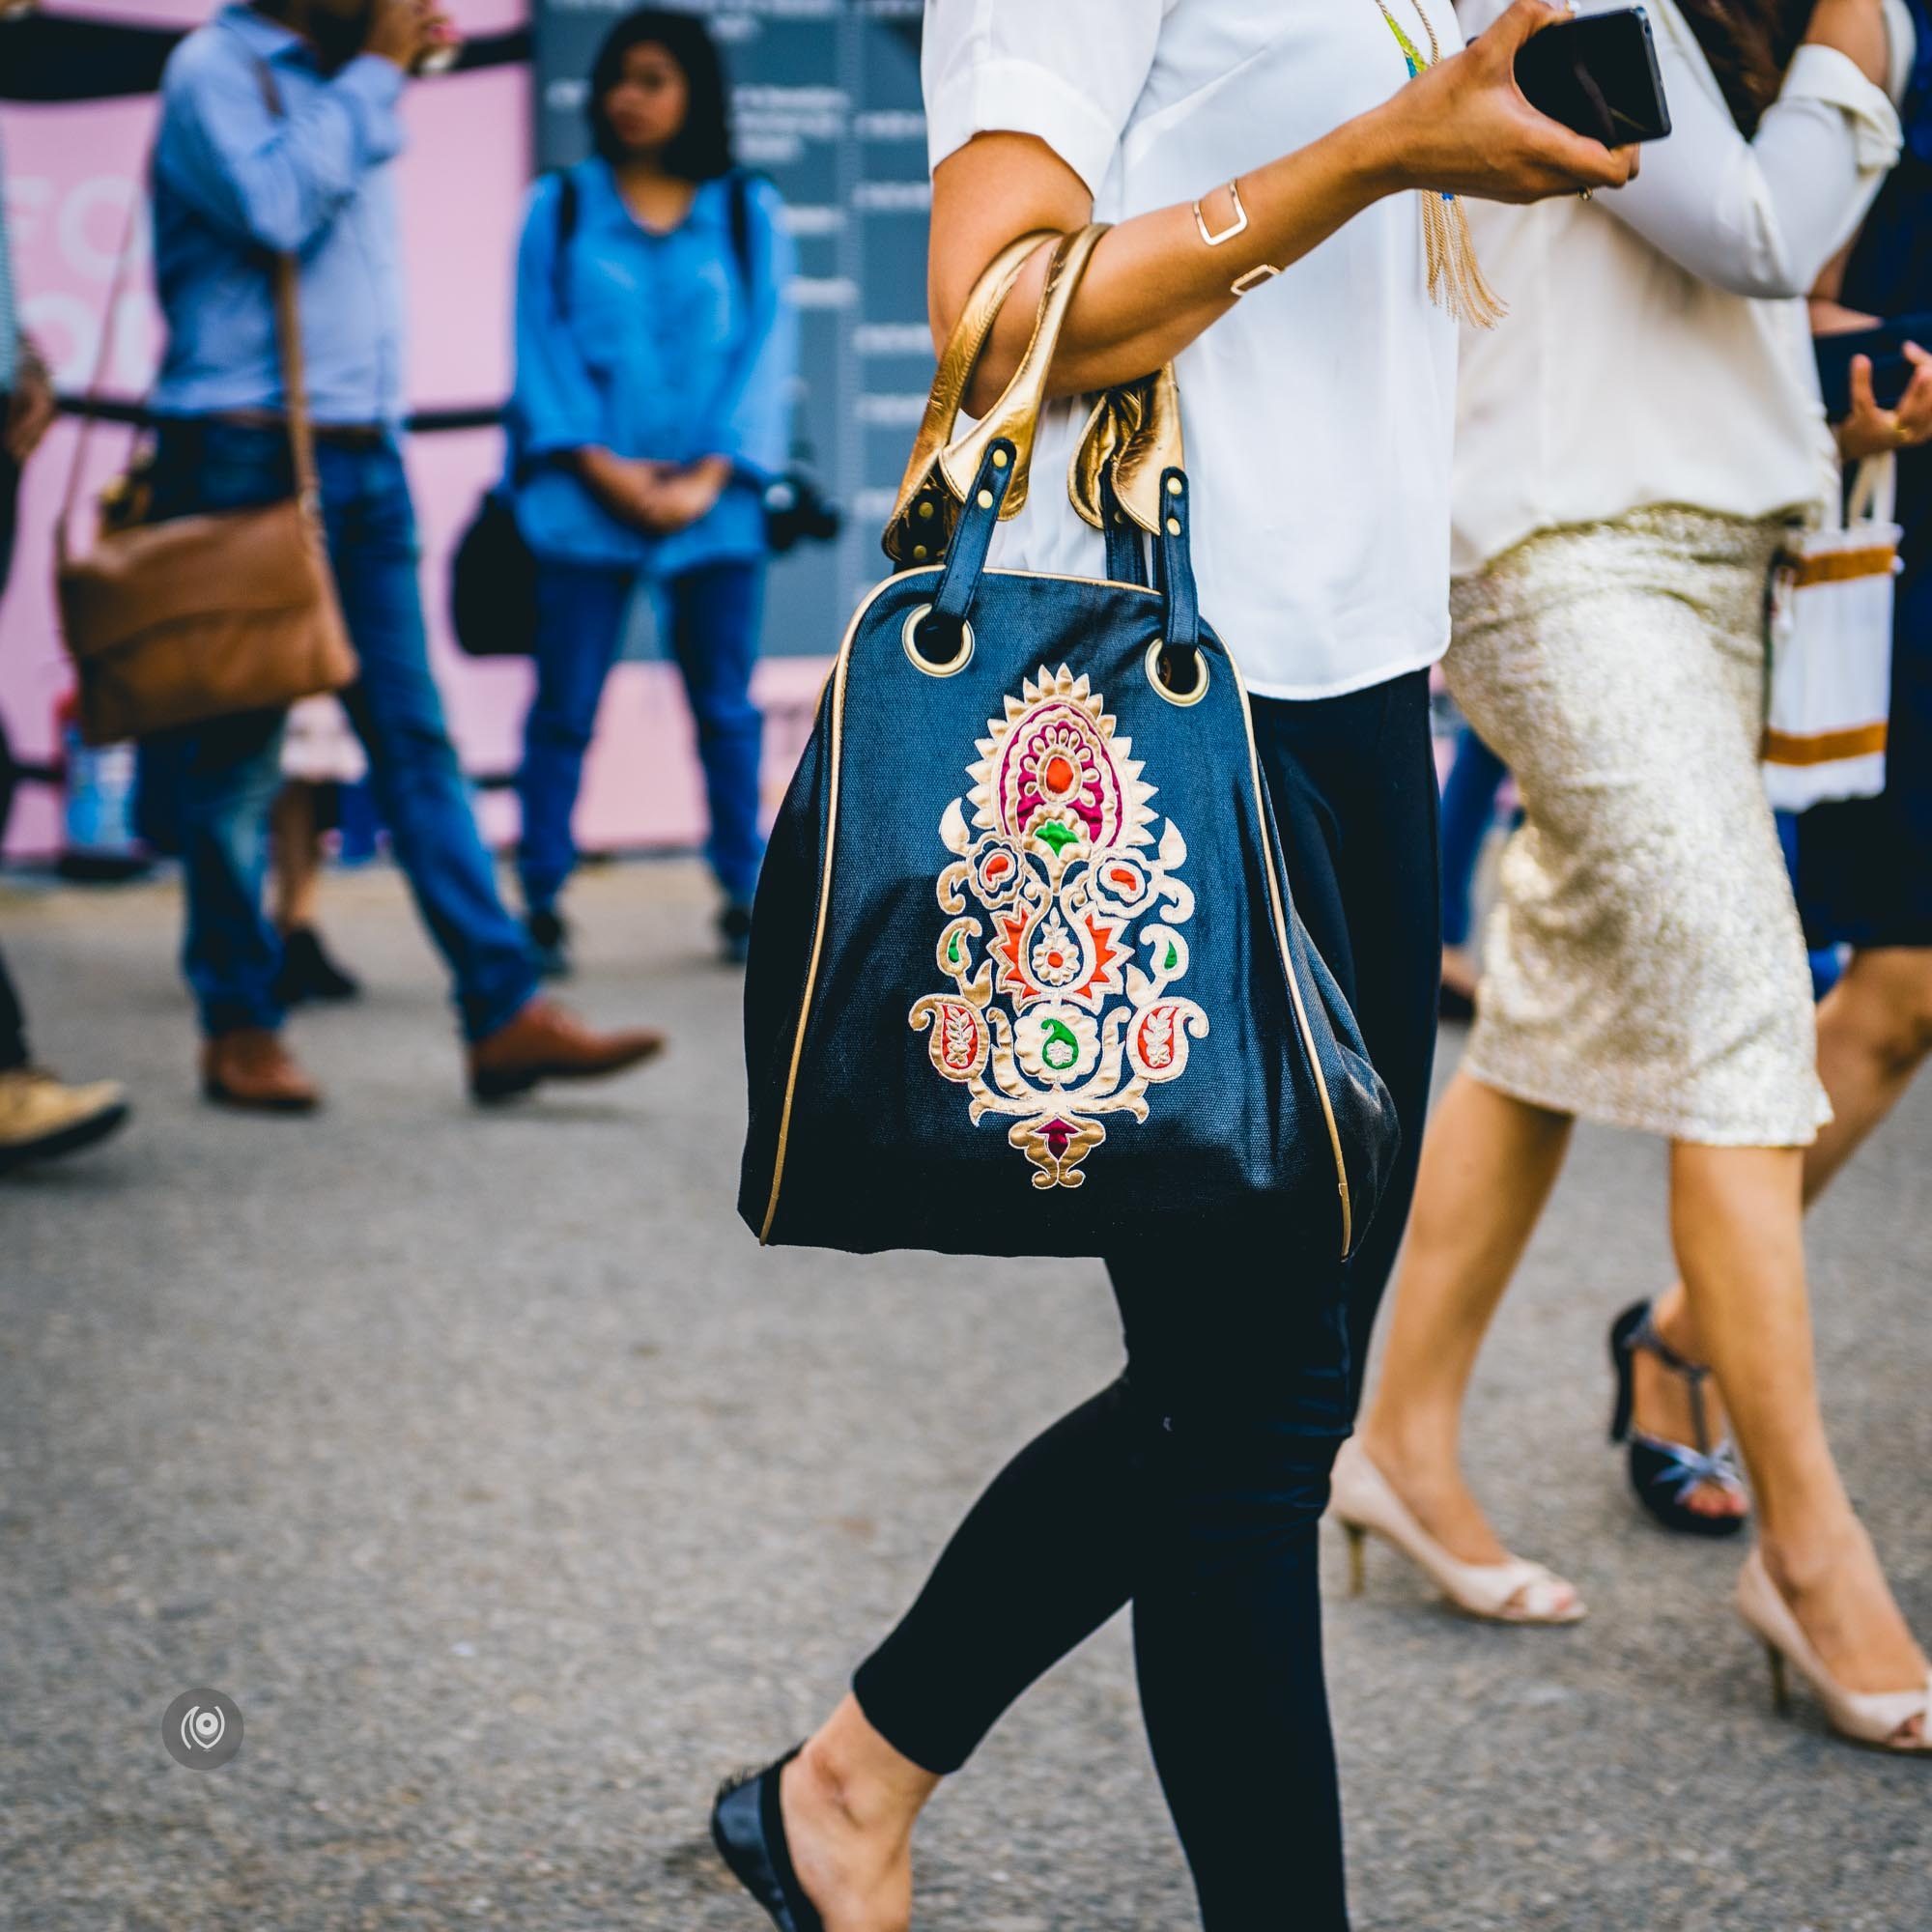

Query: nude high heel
[1329,1437,1585,1625]
[1734,1548,1932,1754]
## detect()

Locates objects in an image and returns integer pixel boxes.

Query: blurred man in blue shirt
[146,0,664,1110]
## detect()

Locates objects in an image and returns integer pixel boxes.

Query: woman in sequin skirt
[1337,0,1932,1751]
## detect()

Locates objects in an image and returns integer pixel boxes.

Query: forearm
[946,115,1401,414]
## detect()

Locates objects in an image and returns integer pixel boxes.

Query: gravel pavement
[1,861,1926,1932]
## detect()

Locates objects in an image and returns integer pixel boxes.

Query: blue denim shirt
[150,5,408,425]
[507,158,798,575]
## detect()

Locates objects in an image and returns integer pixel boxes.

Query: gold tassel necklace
[1371,0,1507,328]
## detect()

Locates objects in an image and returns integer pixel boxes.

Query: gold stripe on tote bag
[1761,722,1889,767]
[1785,545,1898,588]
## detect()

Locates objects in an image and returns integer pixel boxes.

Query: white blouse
[1451,0,1910,578]
[922,0,1463,701]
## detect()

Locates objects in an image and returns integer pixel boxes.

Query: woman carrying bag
[507,8,798,974]
[1344,0,1931,1752]
[705,4,1633,1927]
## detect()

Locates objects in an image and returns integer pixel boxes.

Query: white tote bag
[1763,453,1900,811]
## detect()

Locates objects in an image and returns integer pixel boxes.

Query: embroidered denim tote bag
[739,226,1400,1260]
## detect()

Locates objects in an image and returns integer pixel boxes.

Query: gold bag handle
[882,226,1053,563]
[1067,363,1184,539]
[883,225,1185,565]
[883,223,1107,563]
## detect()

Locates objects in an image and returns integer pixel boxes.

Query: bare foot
[778,1734,916,1932]
[1633,1291,1748,1522]
[1765,1520,1928,1742]
[1355,1425,1583,1619]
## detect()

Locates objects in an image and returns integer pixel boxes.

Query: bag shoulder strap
[55,192,143,559]
[248,56,320,504]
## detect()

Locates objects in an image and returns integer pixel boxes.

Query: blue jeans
[518,557,766,915]
[1437,721,1509,952]
[146,422,536,1042]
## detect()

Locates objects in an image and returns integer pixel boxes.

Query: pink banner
[1,0,822,861]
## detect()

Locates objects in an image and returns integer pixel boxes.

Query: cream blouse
[1451,0,1910,578]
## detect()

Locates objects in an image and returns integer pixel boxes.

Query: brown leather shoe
[468,997,667,1103]
[201,1029,321,1113]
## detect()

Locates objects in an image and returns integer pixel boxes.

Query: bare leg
[780,1694,940,1932]
[1805,947,1932,1196]
[1356,1071,1574,1574]
[270,782,321,936]
[1670,1142,1924,1726]
[1640,946,1932,1517]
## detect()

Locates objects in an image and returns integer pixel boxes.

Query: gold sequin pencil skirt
[1447,504,1832,1147]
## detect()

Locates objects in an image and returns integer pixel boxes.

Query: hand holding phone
[1515,7,1672,146]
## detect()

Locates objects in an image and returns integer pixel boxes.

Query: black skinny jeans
[853,672,1442,1931]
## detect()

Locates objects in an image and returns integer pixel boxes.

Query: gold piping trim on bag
[1227,660,1355,1259]
[757,582,867,1243]
[758,570,1352,1257]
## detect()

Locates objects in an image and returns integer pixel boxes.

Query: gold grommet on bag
[912,545,927,560]
[992,449,1009,469]
[918,500,934,520]
[1167,476,1182,495]
[977,489,994,509]
[904,604,975,678]
[1166,516,1181,536]
[1146,637,1209,707]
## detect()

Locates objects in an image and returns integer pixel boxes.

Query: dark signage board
[531,0,932,659]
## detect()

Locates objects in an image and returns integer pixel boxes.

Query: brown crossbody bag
[53,58,356,747]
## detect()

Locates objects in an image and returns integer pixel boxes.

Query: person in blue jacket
[509,8,798,972]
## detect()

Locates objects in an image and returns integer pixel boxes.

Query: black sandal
[710,1746,825,1932]
[1607,1299,1748,1539]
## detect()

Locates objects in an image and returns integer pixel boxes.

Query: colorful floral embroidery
[909,665,1208,1189]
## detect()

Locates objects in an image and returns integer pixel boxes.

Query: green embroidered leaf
[1041,1017,1079,1071]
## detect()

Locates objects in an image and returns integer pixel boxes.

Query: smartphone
[1814,317,1932,420]
[1515,7,1672,146]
